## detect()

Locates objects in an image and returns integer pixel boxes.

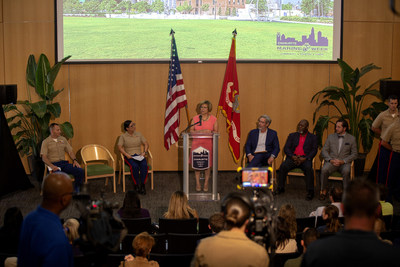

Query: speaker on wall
[0,84,17,104]
[380,80,400,100]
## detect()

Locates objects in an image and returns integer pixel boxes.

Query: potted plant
[311,59,388,175]
[3,54,72,180]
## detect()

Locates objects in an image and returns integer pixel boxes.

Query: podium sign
[182,132,219,201]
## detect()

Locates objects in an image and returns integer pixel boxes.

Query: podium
[182,132,220,201]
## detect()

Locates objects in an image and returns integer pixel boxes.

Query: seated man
[40,123,83,192]
[302,180,400,267]
[319,119,357,200]
[245,115,280,168]
[276,119,317,200]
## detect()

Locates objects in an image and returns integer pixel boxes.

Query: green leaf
[60,121,74,139]
[48,89,64,100]
[35,54,51,99]
[359,118,374,153]
[313,115,333,148]
[47,55,71,86]
[29,101,47,118]
[26,55,37,88]
[47,103,61,118]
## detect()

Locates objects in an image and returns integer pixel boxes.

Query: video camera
[239,168,278,250]
[73,192,127,254]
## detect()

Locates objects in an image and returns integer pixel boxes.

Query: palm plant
[4,54,72,160]
[311,59,388,153]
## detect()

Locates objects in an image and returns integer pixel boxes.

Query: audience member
[316,205,342,234]
[274,216,298,254]
[190,100,218,192]
[302,179,400,267]
[164,191,198,219]
[192,192,269,267]
[319,119,358,200]
[0,207,23,254]
[245,115,280,167]
[208,212,225,233]
[309,186,343,218]
[278,204,297,238]
[118,120,150,195]
[63,218,80,244]
[118,190,150,218]
[277,119,318,200]
[40,123,84,192]
[120,232,159,267]
[18,172,74,267]
[378,184,393,216]
[284,228,318,267]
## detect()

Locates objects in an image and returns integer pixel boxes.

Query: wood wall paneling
[343,0,395,22]
[3,0,54,22]
[392,23,400,78]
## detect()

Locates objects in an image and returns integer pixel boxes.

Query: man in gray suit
[319,119,358,201]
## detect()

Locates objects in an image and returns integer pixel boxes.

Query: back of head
[329,186,343,203]
[278,204,297,237]
[165,191,193,219]
[276,216,291,248]
[42,172,74,212]
[343,179,379,218]
[133,232,155,257]
[302,228,318,248]
[221,192,252,230]
[209,212,225,233]
[63,218,80,243]
[121,190,141,218]
[3,207,23,228]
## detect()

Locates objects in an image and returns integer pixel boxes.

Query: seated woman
[118,190,150,218]
[274,216,298,254]
[119,232,159,267]
[118,120,150,195]
[278,204,297,239]
[317,204,342,233]
[163,191,199,219]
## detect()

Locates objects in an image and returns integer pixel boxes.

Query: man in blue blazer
[245,115,280,168]
[277,120,318,200]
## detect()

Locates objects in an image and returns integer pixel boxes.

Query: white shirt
[254,129,268,153]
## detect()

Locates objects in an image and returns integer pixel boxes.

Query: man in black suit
[276,120,318,200]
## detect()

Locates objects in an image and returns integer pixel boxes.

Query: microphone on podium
[199,115,202,126]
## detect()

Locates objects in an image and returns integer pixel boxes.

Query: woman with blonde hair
[190,100,218,192]
[120,232,159,267]
[163,191,199,219]
[63,218,80,244]
[278,204,297,238]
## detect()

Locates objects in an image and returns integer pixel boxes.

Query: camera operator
[191,192,269,267]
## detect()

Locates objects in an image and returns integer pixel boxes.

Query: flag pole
[217,28,237,119]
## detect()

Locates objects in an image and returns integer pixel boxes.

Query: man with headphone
[191,192,269,267]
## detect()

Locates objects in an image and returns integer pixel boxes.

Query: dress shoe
[273,187,285,196]
[140,184,146,195]
[306,192,314,201]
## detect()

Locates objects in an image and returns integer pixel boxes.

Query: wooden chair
[321,160,355,182]
[80,144,116,193]
[119,149,154,192]
[282,155,317,186]
[241,153,276,189]
[158,218,198,234]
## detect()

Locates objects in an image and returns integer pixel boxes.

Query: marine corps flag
[218,30,240,163]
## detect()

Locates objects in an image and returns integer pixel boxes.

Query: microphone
[199,115,202,126]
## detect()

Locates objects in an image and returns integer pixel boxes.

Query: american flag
[164,30,187,150]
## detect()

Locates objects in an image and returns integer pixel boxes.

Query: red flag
[218,35,240,163]
[164,31,187,150]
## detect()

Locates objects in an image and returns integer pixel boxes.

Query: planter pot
[28,155,45,182]
[354,153,367,177]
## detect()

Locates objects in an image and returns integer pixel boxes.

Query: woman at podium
[190,100,218,192]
